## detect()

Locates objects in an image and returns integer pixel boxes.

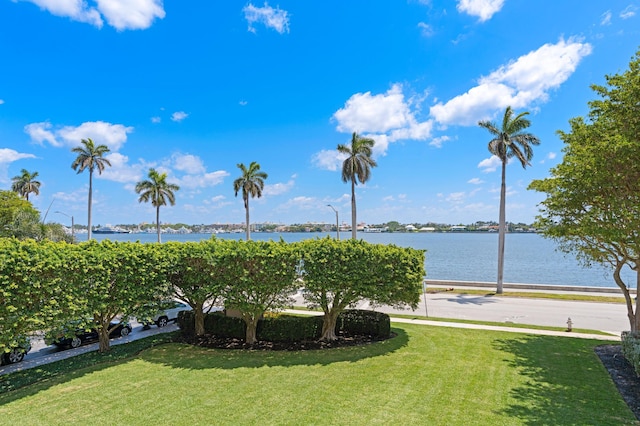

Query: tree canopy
[11,169,41,201]
[337,132,377,240]
[529,48,640,331]
[135,168,180,243]
[479,106,540,294]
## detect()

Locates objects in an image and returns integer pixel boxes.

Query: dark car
[45,321,132,349]
[1,336,32,365]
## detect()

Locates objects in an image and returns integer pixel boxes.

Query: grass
[0,325,635,425]
[428,288,628,303]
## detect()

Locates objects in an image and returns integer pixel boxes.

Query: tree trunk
[351,178,357,240]
[614,259,637,332]
[244,316,258,344]
[245,196,251,241]
[194,303,205,336]
[156,205,161,243]
[321,309,340,341]
[88,169,93,240]
[496,161,506,294]
[98,326,111,353]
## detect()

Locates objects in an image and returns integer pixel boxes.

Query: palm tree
[479,106,540,294]
[135,168,180,243]
[11,169,41,201]
[71,138,112,240]
[233,162,268,240]
[337,132,377,240]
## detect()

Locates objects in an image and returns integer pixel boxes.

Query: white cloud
[99,152,143,183]
[430,37,592,126]
[446,192,466,204]
[429,135,451,148]
[151,116,161,124]
[0,99,4,104]
[177,171,229,189]
[263,177,295,196]
[601,10,612,25]
[18,0,103,27]
[243,2,290,34]
[312,149,347,171]
[329,84,433,162]
[418,22,434,37]
[478,155,501,172]
[0,148,36,183]
[173,153,205,174]
[468,177,484,184]
[24,122,59,146]
[620,5,637,19]
[95,0,165,30]
[171,111,189,122]
[58,121,133,151]
[239,100,248,106]
[16,0,164,30]
[547,152,557,160]
[456,0,505,22]
[278,196,318,211]
[26,120,132,151]
[334,84,413,134]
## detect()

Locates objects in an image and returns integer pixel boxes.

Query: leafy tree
[135,168,180,243]
[219,240,299,344]
[66,241,172,352]
[71,138,111,240]
[298,238,424,340]
[0,240,79,353]
[338,132,377,240]
[0,191,73,242]
[233,162,268,241]
[529,49,640,331]
[164,240,226,336]
[11,169,41,201]
[478,107,540,294]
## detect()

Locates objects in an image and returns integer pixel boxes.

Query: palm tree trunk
[351,178,357,240]
[245,196,251,241]
[156,205,161,243]
[88,169,93,240]
[496,161,507,294]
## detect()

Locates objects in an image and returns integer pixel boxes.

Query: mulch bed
[176,332,390,351]
[595,345,640,420]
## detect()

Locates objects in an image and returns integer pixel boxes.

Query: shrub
[338,310,391,339]
[177,310,195,336]
[621,331,640,376]
[204,312,246,339]
[257,315,323,342]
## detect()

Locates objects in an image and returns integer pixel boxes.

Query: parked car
[45,320,132,349]
[141,300,192,329]
[1,336,31,365]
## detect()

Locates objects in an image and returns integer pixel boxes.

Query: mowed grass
[0,324,635,425]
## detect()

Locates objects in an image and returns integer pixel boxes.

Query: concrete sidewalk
[282,309,621,341]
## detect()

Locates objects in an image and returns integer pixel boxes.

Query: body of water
[91,231,633,289]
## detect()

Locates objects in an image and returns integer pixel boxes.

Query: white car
[143,301,192,328]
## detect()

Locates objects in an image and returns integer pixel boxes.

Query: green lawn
[0,325,635,425]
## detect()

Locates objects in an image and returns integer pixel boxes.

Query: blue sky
[1,1,639,228]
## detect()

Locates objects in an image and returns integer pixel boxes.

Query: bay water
[92,231,633,289]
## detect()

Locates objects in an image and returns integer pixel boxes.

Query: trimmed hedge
[338,309,391,339]
[177,309,390,342]
[621,331,640,376]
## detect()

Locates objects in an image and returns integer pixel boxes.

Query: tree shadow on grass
[139,327,410,371]
[0,329,409,405]
[493,335,636,425]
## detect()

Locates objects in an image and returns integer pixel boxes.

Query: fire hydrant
[566,317,573,332]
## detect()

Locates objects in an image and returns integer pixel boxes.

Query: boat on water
[93,225,131,234]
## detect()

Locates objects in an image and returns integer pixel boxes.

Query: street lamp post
[55,211,74,241]
[327,204,339,240]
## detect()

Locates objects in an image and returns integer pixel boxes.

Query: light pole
[327,204,339,240]
[55,211,74,241]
